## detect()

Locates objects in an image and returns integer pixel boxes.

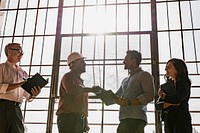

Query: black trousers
[0,99,24,133]
[57,113,85,133]
[117,118,146,133]
[163,108,192,133]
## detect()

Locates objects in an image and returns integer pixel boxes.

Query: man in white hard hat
[56,52,101,133]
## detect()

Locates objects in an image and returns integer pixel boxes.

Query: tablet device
[96,90,117,106]
[21,73,48,95]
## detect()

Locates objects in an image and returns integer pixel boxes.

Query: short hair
[4,42,21,56]
[126,50,142,66]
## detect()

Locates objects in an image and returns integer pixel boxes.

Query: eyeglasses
[9,48,24,55]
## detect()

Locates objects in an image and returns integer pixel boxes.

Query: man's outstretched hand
[92,85,104,93]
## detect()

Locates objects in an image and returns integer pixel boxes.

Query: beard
[124,64,128,70]
[80,67,86,73]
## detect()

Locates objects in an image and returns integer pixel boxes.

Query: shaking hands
[92,85,104,93]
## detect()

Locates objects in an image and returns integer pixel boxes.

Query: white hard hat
[67,52,84,65]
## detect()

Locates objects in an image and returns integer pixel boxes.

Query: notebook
[21,73,48,95]
[96,90,117,106]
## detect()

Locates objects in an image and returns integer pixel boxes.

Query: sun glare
[84,6,115,34]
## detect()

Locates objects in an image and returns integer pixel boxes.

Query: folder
[96,90,117,106]
[21,73,48,95]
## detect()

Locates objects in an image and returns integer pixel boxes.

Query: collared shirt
[116,67,155,122]
[0,60,30,103]
[56,71,88,116]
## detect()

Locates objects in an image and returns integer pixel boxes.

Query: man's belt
[66,113,86,118]
[0,99,21,107]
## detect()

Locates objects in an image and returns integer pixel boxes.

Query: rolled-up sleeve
[60,73,84,96]
[137,72,155,104]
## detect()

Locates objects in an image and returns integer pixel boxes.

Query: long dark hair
[165,58,190,84]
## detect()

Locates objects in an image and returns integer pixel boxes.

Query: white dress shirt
[0,60,30,103]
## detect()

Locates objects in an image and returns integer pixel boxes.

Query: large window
[0,0,199,133]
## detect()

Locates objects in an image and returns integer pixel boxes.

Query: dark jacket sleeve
[164,78,191,104]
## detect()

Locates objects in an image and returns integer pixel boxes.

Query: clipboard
[96,90,117,106]
[21,73,48,95]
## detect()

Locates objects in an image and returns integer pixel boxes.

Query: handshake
[91,85,105,94]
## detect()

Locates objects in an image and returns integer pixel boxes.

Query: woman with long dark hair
[158,58,192,133]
